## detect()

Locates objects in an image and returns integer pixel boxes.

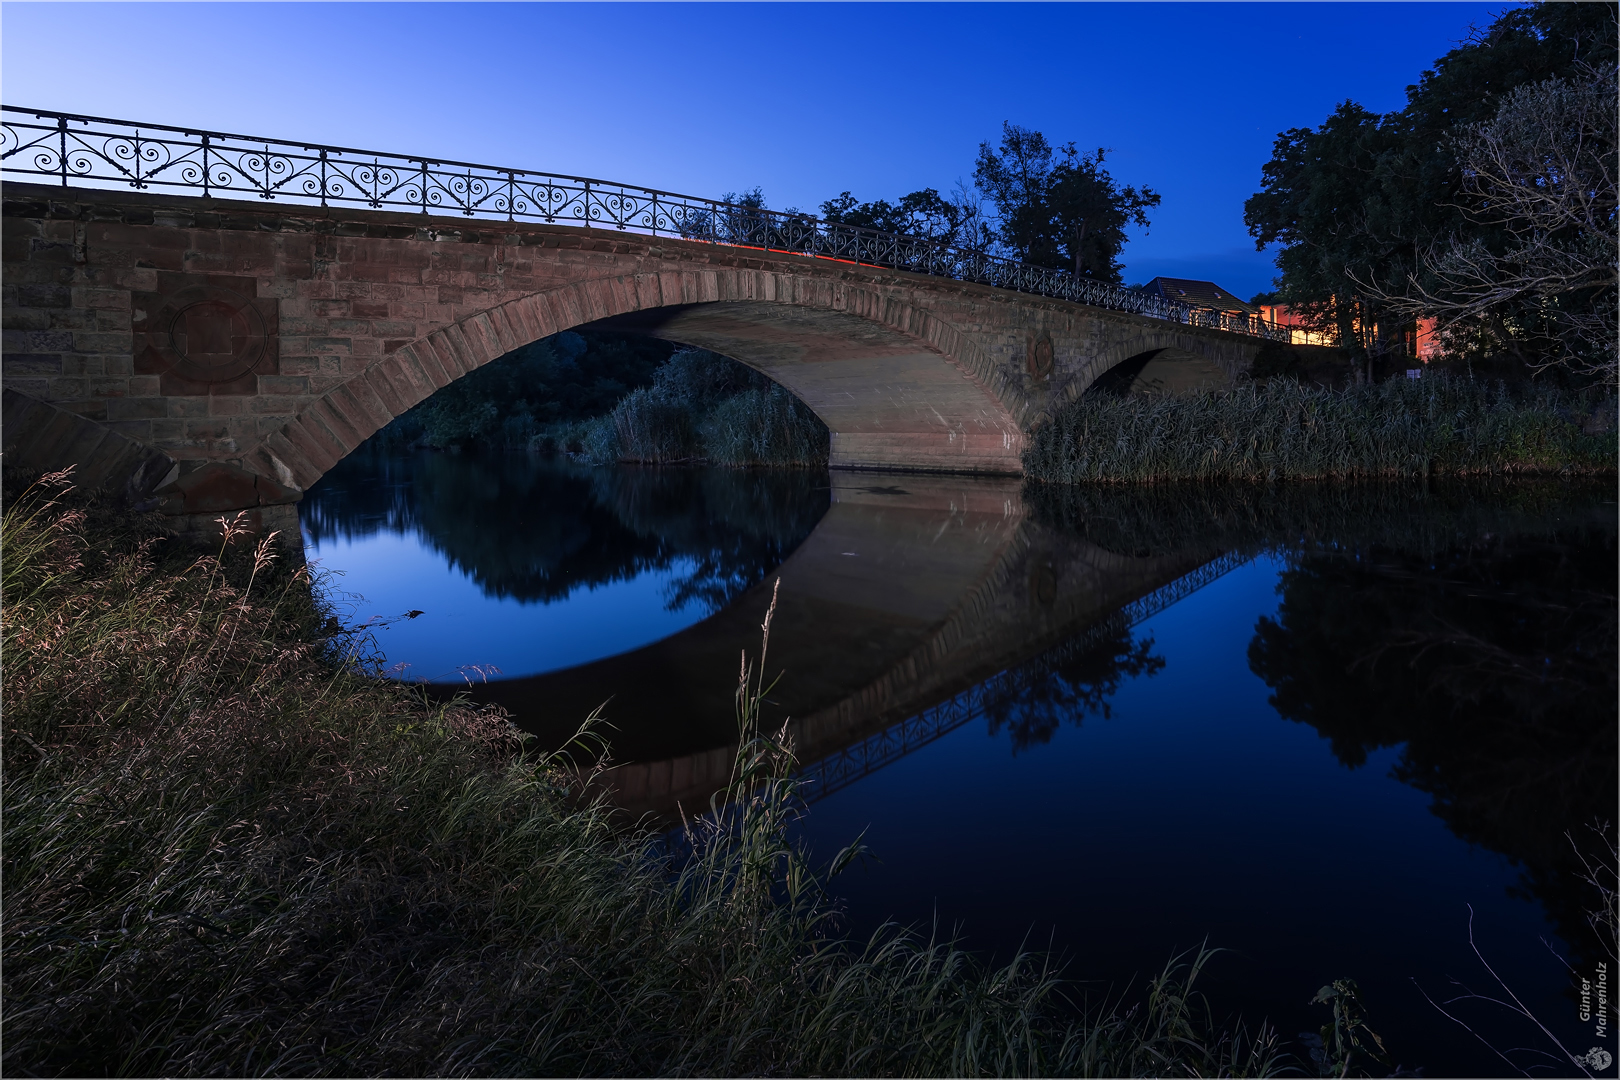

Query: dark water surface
[303,450,1617,1077]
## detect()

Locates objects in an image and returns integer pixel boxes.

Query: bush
[1248,340,1302,380]
[378,331,674,451]
[612,386,701,462]
[576,349,830,468]
[702,385,829,467]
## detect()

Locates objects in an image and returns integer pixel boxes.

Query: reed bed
[565,347,830,468]
[1,472,1291,1077]
[597,383,828,467]
[1025,378,1617,484]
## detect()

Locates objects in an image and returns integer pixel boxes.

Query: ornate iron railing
[1,106,1288,341]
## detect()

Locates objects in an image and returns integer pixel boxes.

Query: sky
[1,2,1507,300]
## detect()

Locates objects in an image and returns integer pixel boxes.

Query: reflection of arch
[248,269,1027,490]
[467,472,1229,819]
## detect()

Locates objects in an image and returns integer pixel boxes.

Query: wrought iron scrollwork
[1,105,1290,342]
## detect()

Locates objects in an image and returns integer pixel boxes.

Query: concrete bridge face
[2,184,1262,530]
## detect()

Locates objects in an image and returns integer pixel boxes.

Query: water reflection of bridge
[800,549,1248,803]
[468,472,1242,818]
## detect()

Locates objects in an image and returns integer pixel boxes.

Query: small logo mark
[1583,1047,1613,1071]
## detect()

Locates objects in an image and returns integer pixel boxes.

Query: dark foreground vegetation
[1026,378,1617,484]
[4,473,1313,1078]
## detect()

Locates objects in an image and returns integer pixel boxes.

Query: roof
[1136,277,1256,314]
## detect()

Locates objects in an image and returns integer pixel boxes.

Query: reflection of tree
[1025,477,1617,562]
[983,623,1165,753]
[301,451,828,615]
[1247,531,1617,973]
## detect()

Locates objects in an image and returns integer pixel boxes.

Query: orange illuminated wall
[1257,304,1440,360]
[1256,303,1338,346]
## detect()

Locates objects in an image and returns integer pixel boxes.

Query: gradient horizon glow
[1,2,1505,300]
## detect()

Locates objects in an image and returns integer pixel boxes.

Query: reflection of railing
[0,105,1289,342]
[798,551,1253,803]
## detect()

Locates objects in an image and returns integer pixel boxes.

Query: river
[302,447,1616,1077]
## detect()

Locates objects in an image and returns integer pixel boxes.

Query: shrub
[575,349,830,468]
[612,386,701,462]
[702,385,829,467]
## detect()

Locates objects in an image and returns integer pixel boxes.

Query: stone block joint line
[1,105,1288,342]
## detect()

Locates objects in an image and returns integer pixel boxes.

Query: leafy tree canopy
[1245,2,1618,378]
[818,187,989,250]
[973,122,1160,283]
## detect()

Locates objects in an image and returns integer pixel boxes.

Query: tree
[1245,2,1618,380]
[972,122,1160,283]
[818,186,992,251]
[1366,67,1618,379]
[1244,103,1406,381]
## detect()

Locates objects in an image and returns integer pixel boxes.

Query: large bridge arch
[248,267,1026,493]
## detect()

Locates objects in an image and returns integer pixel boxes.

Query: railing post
[57,115,66,187]
[319,149,328,207]
[201,133,210,198]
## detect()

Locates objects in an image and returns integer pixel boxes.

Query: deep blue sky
[2,2,1505,299]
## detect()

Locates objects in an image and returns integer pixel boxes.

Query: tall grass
[2,472,1292,1076]
[701,385,830,467]
[569,348,830,468]
[1026,378,1617,484]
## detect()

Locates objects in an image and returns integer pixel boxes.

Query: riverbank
[1,474,1295,1077]
[1025,378,1617,484]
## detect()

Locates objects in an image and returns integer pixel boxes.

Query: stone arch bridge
[3,183,1263,540]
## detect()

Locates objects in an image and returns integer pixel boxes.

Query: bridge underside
[593,304,1023,474]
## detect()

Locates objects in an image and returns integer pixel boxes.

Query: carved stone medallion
[133,273,278,395]
[1027,334,1054,381]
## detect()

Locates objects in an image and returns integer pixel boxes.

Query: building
[1253,301,1440,360]
[1253,302,1340,347]
[1138,278,1440,363]
[1135,277,1256,315]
